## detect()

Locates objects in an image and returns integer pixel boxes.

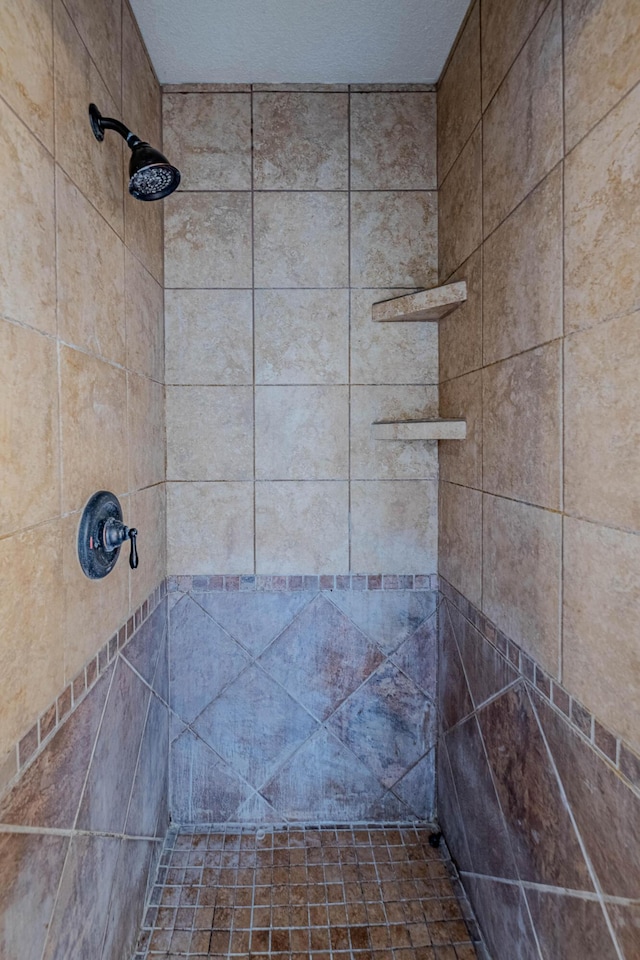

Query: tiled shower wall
[436,0,640,956]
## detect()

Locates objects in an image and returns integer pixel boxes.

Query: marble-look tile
[255,289,349,385]
[564,0,640,150]
[483,167,563,364]
[233,792,281,824]
[483,342,562,509]
[165,192,252,288]
[125,250,164,381]
[464,875,540,960]
[0,0,54,149]
[437,741,472,871]
[350,92,436,190]
[170,729,251,823]
[165,289,253,385]
[525,888,619,959]
[483,494,561,676]
[563,517,640,753]
[122,601,166,687]
[483,0,563,235]
[480,0,550,109]
[439,371,482,488]
[392,749,436,820]
[167,482,254,574]
[124,187,163,286]
[64,0,121,106]
[437,3,481,184]
[0,321,60,537]
[351,191,437,288]
[448,602,518,708]
[100,838,156,960]
[167,386,253,481]
[390,613,437,698]
[125,696,169,837]
[127,373,164,489]
[564,313,640,530]
[163,92,251,189]
[122,2,159,145]
[254,192,348,287]
[608,902,640,960]
[351,385,438,481]
[351,288,438,385]
[198,591,315,657]
[255,386,348,480]
[0,96,55,333]
[438,125,482,281]
[438,603,473,731]
[254,92,348,189]
[331,590,438,655]
[439,249,482,380]
[350,480,438,574]
[564,83,640,334]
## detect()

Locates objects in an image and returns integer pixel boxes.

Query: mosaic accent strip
[168,573,440,593]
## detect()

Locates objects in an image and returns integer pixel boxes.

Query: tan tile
[163,92,251,190]
[0,520,66,758]
[53,0,124,237]
[128,374,165,490]
[56,167,125,364]
[482,494,561,675]
[122,3,159,145]
[439,483,482,607]
[124,185,163,285]
[351,192,437,288]
[255,386,349,480]
[0,0,54,149]
[167,482,254,574]
[255,289,349,385]
[483,167,562,364]
[482,0,563,236]
[125,250,164,382]
[350,481,437,574]
[563,517,640,751]
[166,386,253,481]
[254,193,348,288]
[255,481,348,574]
[59,346,128,512]
[483,343,562,509]
[128,482,166,613]
[438,125,482,281]
[564,313,640,531]
[564,83,640,335]
[164,290,253,385]
[254,92,348,189]
[350,386,438,480]
[165,192,252,288]
[481,0,550,108]
[439,250,482,382]
[439,371,481,488]
[437,3,481,184]
[0,321,60,537]
[0,97,55,333]
[63,0,121,106]
[350,92,436,189]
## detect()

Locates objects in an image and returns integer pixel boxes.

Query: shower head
[89,103,181,201]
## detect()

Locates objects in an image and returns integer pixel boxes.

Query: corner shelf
[372,281,467,322]
[372,419,467,441]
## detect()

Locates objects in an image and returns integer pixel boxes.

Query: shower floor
[133,824,482,959]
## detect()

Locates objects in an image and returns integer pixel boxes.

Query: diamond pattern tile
[332,589,438,653]
[170,729,252,823]
[391,610,438,697]
[392,749,437,820]
[198,591,315,657]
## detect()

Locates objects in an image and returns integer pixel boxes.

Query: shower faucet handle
[128,528,138,569]
[103,517,139,568]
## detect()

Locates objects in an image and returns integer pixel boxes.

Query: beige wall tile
[122,3,159,146]
[255,481,348,574]
[165,192,252,288]
[0,321,60,537]
[351,191,437,288]
[163,92,251,190]
[254,193,348,288]
[166,386,253,481]
[255,289,349,385]
[254,92,348,190]
[128,483,166,614]
[438,125,482,281]
[56,167,125,364]
[124,187,163,286]
[439,371,482,488]
[563,517,640,751]
[437,3,481,184]
[564,0,640,150]
[63,0,121,107]
[0,97,55,334]
[564,83,640,335]
[255,386,349,480]
[483,167,563,366]
[482,0,563,236]
[164,290,253,386]
[350,386,438,481]
[350,92,436,190]
[483,494,561,675]
[128,374,165,490]
[481,0,550,108]
[483,343,562,509]
[0,0,54,149]
[59,347,128,512]
[564,313,640,532]
[439,250,482,382]
[351,289,438,386]
[167,482,254,574]
[125,250,164,382]
[439,482,482,606]
[351,480,438,574]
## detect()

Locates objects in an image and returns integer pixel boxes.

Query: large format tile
[350,92,436,189]
[480,0,550,108]
[350,385,438,480]
[351,481,438,574]
[125,695,170,837]
[390,612,438,698]
[100,838,156,960]
[464,876,540,960]
[437,3,481,184]
[167,482,254,574]
[63,0,121,106]
[331,590,438,655]
[437,740,472,870]
[438,124,482,281]
[167,386,253,481]
[122,601,166,688]
[448,602,518,709]
[438,602,473,731]
[198,591,314,657]
[127,373,165,490]
[525,888,619,960]
[121,2,159,144]
[392,749,436,820]
[125,249,164,382]
[0,0,54,149]
[439,371,482,488]
[608,902,640,960]
[170,729,251,823]
[351,192,437,288]
[165,192,252,288]
[439,249,482,380]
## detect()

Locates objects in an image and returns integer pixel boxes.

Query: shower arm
[89,103,143,148]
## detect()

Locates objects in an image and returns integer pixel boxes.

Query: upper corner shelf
[372,280,467,323]
[373,419,467,441]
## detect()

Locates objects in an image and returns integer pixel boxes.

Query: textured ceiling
[129,0,470,85]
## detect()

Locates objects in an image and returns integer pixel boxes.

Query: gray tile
[464,875,540,960]
[525,887,619,960]
[391,750,436,820]
[448,602,518,708]
[438,602,473,731]
[331,590,437,654]
[198,590,315,657]
[122,601,166,686]
[100,839,156,960]
[170,729,251,822]
[125,696,169,838]
[390,611,438,697]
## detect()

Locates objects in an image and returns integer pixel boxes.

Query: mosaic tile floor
[133,824,482,959]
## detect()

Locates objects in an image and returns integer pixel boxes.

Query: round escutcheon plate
[77,490,123,579]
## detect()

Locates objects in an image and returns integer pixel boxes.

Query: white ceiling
[129,0,470,85]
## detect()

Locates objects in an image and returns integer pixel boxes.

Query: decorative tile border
[167,573,440,593]
[439,576,640,798]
